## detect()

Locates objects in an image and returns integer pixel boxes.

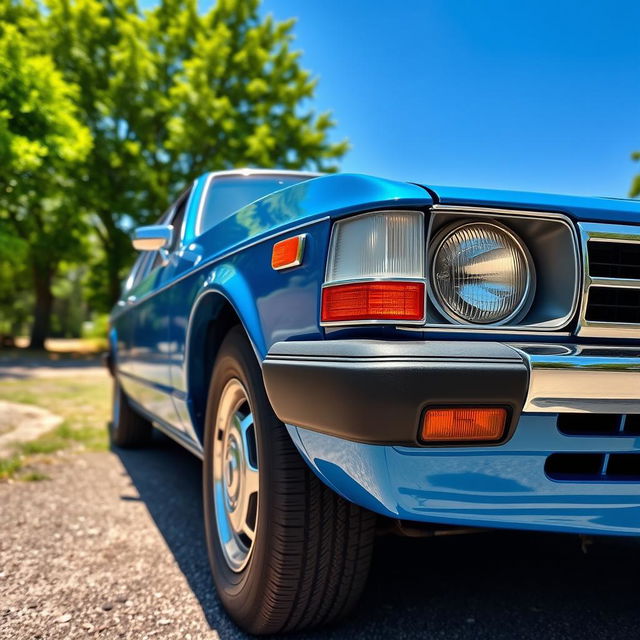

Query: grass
[0,375,110,481]
[0,455,23,480]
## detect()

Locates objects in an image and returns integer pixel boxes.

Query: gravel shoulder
[2,434,640,640]
[0,401,63,457]
[0,442,228,640]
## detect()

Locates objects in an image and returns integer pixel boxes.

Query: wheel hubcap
[213,379,259,573]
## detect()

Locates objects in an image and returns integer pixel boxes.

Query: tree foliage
[0,0,347,345]
[0,15,91,347]
[630,151,640,198]
[41,0,348,310]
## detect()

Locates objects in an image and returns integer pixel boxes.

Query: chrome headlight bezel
[428,220,536,326]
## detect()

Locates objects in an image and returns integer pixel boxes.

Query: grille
[588,241,640,279]
[578,222,640,338]
[585,287,640,324]
[546,453,640,481]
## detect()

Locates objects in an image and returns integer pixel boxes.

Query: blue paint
[111,171,640,536]
[429,184,640,224]
[289,416,640,535]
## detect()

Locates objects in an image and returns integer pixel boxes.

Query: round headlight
[430,221,534,325]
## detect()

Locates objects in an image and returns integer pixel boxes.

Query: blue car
[109,168,640,634]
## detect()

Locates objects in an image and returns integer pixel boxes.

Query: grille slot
[625,415,640,435]
[545,453,604,479]
[606,453,640,480]
[557,413,640,436]
[557,413,621,436]
[546,453,640,481]
[607,454,640,478]
[585,287,640,324]
[588,241,640,279]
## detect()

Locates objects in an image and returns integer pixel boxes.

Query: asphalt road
[2,434,639,639]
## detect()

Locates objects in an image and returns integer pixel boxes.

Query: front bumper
[263,340,640,446]
[263,339,640,535]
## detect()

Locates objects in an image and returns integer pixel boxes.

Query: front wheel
[203,327,376,635]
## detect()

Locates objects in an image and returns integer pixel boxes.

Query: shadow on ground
[116,436,640,640]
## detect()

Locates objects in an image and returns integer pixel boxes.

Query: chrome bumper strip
[512,344,640,413]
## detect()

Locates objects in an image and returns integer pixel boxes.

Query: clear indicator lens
[431,222,533,324]
[326,211,424,282]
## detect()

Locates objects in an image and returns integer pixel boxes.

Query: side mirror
[132,225,173,251]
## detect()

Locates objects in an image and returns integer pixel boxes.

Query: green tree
[44,0,348,309]
[0,21,91,348]
[630,152,640,197]
[0,230,31,338]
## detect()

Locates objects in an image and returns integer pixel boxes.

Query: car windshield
[199,174,311,234]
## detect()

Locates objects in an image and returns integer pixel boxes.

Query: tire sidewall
[203,329,280,618]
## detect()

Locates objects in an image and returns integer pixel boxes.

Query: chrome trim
[194,168,321,237]
[431,204,576,222]
[576,221,640,339]
[513,343,640,413]
[397,326,573,336]
[272,234,306,271]
[425,205,581,333]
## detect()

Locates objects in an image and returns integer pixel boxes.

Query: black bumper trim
[262,340,530,447]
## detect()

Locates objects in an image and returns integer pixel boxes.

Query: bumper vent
[546,453,640,481]
[549,414,640,482]
[578,222,640,339]
[557,413,640,437]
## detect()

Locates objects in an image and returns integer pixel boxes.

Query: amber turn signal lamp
[272,234,306,270]
[421,407,507,442]
[321,281,425,323]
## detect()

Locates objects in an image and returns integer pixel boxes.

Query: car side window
[124,251,153,293]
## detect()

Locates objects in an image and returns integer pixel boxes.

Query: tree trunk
[29,265,54,350]
[107,253,122,309]
[97,211,127,309]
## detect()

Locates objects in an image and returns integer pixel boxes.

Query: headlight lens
[430,221,534,324]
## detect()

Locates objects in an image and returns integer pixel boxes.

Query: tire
[203,327,376,635]
[109,376,152,448]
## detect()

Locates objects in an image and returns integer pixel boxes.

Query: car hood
[421,184,640,225]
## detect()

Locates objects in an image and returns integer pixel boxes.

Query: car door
[113,250,155,379]
[124,188,192,431]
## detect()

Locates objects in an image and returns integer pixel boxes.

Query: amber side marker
[421,407,507,442]
[272,234,306,270]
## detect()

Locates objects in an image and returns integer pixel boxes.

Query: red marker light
[321,281,425,323]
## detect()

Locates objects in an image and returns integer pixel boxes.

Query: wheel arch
[185,282,264,444]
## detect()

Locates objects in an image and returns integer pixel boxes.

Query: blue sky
[261,0,640,197]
